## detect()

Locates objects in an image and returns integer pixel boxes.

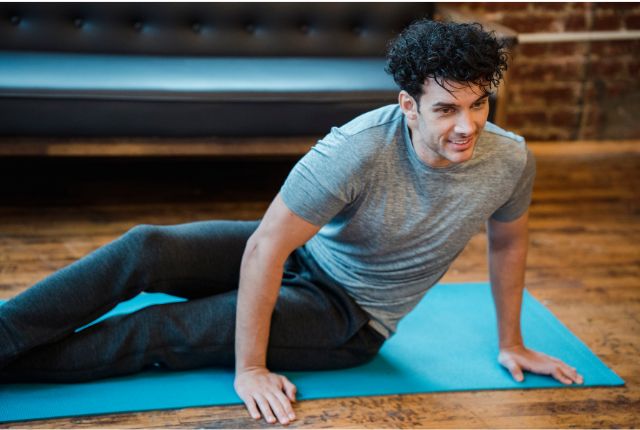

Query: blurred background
[447,2,639,141]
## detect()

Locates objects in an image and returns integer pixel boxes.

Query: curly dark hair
[385,20,509,103]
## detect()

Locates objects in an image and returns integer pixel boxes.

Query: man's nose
[454,111,475,136]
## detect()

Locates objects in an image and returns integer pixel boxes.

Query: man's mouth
[449,137,473,150]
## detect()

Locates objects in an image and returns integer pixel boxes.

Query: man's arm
[234,193,321,425]
[487,210,583,385]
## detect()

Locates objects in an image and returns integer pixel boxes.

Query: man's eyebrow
[431,94,490,108]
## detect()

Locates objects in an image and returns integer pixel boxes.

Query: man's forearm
[489,264,525,348]
[488,214,584,385]
[232,195,321,425]
[235,238,285,372]
[487,214,529,349]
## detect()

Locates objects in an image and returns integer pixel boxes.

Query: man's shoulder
[317,104,404,166]
[338,104,404,138]
[301,105,404,179]
[476,122,531,176]
[481,122,526,148]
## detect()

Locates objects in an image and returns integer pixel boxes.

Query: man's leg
[0,247,385,382]
[0,220,259,368]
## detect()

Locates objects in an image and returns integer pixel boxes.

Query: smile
[449,137,473,150]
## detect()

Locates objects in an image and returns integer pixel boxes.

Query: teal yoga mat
[0,282,624,423]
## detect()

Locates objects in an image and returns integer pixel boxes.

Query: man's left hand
[498,344,584,385]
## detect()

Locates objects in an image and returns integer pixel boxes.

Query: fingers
[499,348,585,386]
[544,355,584,384]
[242,387,295,425]
[254,394,278,424]
[500,355,525,382]
[274,383,297,421]
[565,365,584,384]
[554,364,584,385]
[266,391,295,424]
[552,368,575,385]
[235,370,298,425]
[283,376,298,402]
[242,397,262,420]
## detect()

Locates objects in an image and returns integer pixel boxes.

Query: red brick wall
[450,2,640,141]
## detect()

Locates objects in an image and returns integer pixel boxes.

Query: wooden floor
[0,143,638,428]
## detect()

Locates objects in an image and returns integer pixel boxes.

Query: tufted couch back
[0,3,434,57]
[0,3,437,139]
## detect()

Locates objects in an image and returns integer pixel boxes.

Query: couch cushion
[0,52,399,137]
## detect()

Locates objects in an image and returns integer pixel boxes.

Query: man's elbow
[242,232,288,271]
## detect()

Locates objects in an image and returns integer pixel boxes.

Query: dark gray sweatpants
[0,220,384,382]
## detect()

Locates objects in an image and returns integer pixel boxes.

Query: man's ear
[398,91,419,121]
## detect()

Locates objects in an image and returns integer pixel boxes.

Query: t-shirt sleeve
[491,147,536,222]
[280,127,367,226]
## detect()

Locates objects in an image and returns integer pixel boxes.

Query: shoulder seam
[342,112,404,138]
[482,122,525,145]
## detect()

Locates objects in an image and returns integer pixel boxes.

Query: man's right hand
[234,367,297,425]
[234,195,318,425]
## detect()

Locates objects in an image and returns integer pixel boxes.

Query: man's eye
[473,100,487,109]
[439,108,453,114]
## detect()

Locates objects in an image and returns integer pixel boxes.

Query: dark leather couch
[0,3,436,139]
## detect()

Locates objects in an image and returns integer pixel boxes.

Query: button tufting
[73,18,84,29]
[191,21,201,33]
[133,21,143,32]
[244,23,255,34]
[299,23,310,34]
[10,15,21,25]
[352,25,363,35]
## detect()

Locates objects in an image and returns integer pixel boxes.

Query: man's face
[401,78,490,168]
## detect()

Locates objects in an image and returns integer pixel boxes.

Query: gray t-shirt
[280,104,535,338]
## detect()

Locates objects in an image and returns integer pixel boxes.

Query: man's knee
[123,224,167,250]
[118,224,176,271]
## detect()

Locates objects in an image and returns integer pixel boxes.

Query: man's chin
[448,144,474,164]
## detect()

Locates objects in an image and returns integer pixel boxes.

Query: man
[0,20,582,425]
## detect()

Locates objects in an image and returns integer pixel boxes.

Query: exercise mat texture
[0,282,623,422]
